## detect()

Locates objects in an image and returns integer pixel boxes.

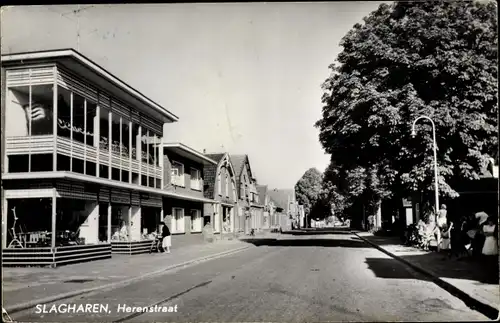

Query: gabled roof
[230,155,248,177]
[257,185,268,205]
[202,153,237,199]
[268,189,295,210]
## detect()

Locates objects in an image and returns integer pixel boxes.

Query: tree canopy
[315,0,498,211]
[295,168,323,216]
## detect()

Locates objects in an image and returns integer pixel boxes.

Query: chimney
[203,149,206,154]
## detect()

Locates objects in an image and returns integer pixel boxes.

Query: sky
[1,3,385,189]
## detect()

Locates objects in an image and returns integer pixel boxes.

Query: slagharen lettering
[117,304,178,313]
[35,304,109,314]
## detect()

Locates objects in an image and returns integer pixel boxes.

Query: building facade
[230,155,264,234]
[161,143,217,247]
[1,49,217,266]
[203,153,238,239]
[257,185,271,230]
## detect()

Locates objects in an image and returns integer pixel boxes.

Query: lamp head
[411,130,416,138]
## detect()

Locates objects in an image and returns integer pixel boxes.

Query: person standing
[481,217,498,257]
[435,204,447,248]
[162,221,171,254]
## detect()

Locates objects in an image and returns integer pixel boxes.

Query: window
[172,208,185,233]
[190,209,202,232]
[190,168,201,190]
[171,161,185,187]
[6,81,54,138]
[240,184,245,200]
[226,174,229,197]
[218,173,222,196]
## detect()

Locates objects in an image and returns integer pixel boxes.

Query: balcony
[171,175,185,187]
[190,179,203,191]
[5,135,162,185]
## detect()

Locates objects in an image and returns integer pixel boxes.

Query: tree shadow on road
[239,238,371,248]
[351,236,403,246]
[281,230,354,236]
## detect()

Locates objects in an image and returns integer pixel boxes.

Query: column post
[2,195,8,248]
[107,201,112,243]
[51,188,57,249]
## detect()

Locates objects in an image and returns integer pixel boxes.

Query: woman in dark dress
[162,222,171,254]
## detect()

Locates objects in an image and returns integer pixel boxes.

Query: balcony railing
[5,135,162,180]
[171,175,185,187]
[190,179,202,191]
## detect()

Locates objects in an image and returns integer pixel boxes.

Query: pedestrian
[439,223,452,255]
[161,221,171,254]
[472,212,489,258]
[450,216,468,259]
[481,216,498,257]
[435,204,447,247]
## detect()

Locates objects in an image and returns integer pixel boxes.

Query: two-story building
[202,153,238,239]
[268,188,297,231]
[257,185,271,230]
[1,49,217,266]
[230,155,265,234]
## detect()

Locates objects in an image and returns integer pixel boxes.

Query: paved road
[11,233,488,322]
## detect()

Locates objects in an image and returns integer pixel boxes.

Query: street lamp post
[411,115,439,222]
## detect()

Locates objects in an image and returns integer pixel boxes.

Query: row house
[230,155,265,234]
[257,185,271,230]
[268,188,298,231]
[1,49,218,267]
[202,153,238,239]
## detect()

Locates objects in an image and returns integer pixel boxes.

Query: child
[440,223,452,255]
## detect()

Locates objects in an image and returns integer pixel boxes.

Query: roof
[257,185,268,205]
[1,48,179,123]
[268,189,295,210]
[162,143,217,165]
[229,155,247,177]
[203,153,229,199]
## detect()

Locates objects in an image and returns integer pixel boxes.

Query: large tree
[295,168,323,218]
[316,0,498,209]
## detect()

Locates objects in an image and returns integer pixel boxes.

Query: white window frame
[190,167,201,191]
[172,207,185,233]
[190,209,202,232]
[171,161,185,187]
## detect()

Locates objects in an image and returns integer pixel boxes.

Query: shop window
[6,84,54,138]
[57,154,71,171]
[8,155,29,173]
[31,154,53,172]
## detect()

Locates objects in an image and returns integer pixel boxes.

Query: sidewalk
[2,239,251,313]
[355,232,499,319]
